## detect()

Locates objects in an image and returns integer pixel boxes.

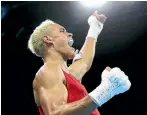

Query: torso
[33,63,100,115]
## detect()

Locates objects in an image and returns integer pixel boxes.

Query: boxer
[28,11,131,115]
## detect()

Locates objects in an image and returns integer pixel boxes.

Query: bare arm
[40,88,97,115]
[68,38,96,81]
[68,12,106,81]
[79,37,96,70]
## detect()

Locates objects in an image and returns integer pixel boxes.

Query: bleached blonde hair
[28,20,55,57]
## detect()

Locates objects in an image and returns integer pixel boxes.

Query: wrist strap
[86,21,103,41]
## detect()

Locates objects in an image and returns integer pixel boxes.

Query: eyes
[60,28,66,33]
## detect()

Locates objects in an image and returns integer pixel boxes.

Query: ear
[42,36,53,45]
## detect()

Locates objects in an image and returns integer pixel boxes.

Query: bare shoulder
[32,64,68,111]
[33,63,64,90]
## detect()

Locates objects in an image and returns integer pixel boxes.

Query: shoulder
[33,63,64,91]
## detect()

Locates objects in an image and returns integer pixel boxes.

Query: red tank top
[37,71,100,115]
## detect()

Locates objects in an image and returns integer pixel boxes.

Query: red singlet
[37,70,100,115]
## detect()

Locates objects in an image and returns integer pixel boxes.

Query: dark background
[2,1,147,115]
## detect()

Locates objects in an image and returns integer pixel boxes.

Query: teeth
[68,39,74,47]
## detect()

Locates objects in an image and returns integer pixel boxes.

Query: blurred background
[1,1,147,115]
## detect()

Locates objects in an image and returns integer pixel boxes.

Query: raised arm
[68,11,107,81]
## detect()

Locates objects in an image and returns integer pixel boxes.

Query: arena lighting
[80,0,107,8]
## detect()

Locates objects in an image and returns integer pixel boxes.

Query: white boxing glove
[88,67,131,106]
[87,12,104,41]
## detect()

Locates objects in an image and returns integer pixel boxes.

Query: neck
[43,51,69,73]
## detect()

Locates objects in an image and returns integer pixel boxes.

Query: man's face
[45,23,75,60]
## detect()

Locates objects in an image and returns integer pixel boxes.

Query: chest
[62,71,88,103]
